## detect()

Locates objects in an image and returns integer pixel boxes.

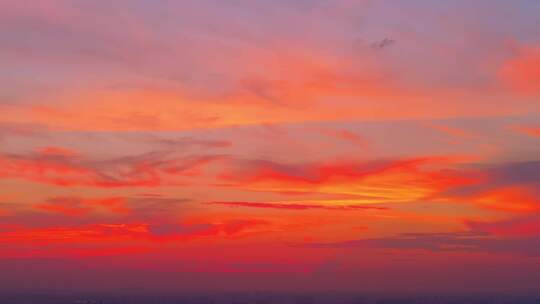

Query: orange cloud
[0,153,96,187]
[0,41,532,132]
[38,146,79,157]
[0,148,224,187]
[208,201,388,211]
[35,197,129,216]
[219,156,479,205]
[35,200,90,217]
[464,186,540,213]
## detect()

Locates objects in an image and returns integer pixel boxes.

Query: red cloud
[499,45,540,94]
[38,146,79,157]
[35,197,129,216]
[457,186,540,214]
[208,201,388,211]
[0,148,225,187]
[468,215,540,237]
[35,199,90,217]
[0,219,268,258]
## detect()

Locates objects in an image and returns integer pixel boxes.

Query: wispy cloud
[208,201,388,211]
[0,148,226,187]
[303,231,540,256]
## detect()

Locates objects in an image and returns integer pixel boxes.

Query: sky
[1,0,540,296]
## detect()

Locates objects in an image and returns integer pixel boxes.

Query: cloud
[1,0,539,134]
[0,148,226,187]
[320,128,369,147]
[499,44,540,94]
[147,223,214,237]
[371,38,395,50]
[0,122,47,141]
[218,156,476,204]
[442,161,540,212]
[147,219,266,240]
[222,156,465,184]
[425,123,473,141]
[37,146,79,157]
[511,125,540,138]
[443,185,540,213]
[117,133,232,149]
[0,203,13,217]
[0,219,267,247]
[123,197,191,222]
[303,231,540,256]
[467,215,540,237]
[2,196,193,230]
[490,161,540,186]
[148,136,232,149]
[0,192,269,256]
[208,201,388,211]
[35,198,90,217]
[35,197,129,216]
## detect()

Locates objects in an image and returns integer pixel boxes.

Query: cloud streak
[208,201,389,211]
[303,231,540,256]
[0,148,226,187]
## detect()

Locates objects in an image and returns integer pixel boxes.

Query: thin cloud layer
[1,0,540,295]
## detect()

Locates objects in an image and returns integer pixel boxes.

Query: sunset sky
[1,0,540,296]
